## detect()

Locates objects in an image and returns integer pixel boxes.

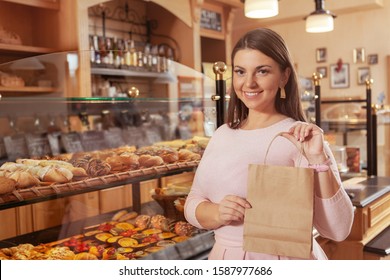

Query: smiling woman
[184,27,354,260]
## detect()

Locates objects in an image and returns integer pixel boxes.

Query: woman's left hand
[282,122,327,163]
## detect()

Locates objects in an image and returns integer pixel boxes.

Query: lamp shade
[306,13,334,33]
[245,0,279,19]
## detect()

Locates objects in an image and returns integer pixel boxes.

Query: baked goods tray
[0,161,199,210]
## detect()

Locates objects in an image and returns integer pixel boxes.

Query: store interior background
[0,0,390,258]
[81,0,390,176]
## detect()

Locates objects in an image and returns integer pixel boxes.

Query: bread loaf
[0,176,16,195]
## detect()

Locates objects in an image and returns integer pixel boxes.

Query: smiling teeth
[245,92,259,96]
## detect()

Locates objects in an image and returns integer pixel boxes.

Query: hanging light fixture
[305,0,336,33]
[243,0,279,19]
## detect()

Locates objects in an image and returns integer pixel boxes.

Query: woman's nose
[245,75,257,87]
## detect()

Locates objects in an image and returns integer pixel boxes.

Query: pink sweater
[185,118,354,260]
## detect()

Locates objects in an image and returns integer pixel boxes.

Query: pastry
[0,176,16,195]
[16,158,87,177]
[45,247,75,260]
[138,155,164,168]
[111,210,128,221]
[174,221,195,236]
[5,170,40,189]
[150,214,170,231]
[105,154,139,172]
[86,159,111,177]
[135,214,151,229]
[178,149,201,161]
[118,211,138,222]
[74,252,98,260]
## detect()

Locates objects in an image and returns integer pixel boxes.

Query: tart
[95,232,113,242]
[115,222,135,231]
[117,237,138,248]
[156,240,175,247]
[106,236,123,243]
[142,228,162,235]
[172,236,190,243]
[158,232,176,239]
[146,246,164,253]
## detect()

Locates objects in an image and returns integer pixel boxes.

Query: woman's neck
[240,112,287,130]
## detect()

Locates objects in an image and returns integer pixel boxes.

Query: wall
[230,0,390,104]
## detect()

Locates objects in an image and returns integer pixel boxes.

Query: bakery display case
[0,51,220,260]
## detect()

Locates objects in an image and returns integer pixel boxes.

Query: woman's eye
[257,69,269,75]
[234,69,245,76]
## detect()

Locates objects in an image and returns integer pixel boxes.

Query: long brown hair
[227,28,306,129]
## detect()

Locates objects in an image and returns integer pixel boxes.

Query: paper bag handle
[263,132,305,165]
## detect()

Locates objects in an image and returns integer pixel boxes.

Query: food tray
[0,161,199,207]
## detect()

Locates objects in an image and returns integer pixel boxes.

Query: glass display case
[0,51,221,260]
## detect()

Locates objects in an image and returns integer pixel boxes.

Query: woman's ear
[282,67,291,85]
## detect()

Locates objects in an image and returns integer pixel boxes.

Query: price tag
[47,132,62,156]
[80,130,108,152]
[144,126,163,145]
[25,133,52,158]
[104,127,126,148]
[3,134,29,161]
[60,132,84,153]
[0,138,6,159]
[122,127,146,148]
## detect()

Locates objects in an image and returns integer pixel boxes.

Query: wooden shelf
[0,86,58,93]
[1,0,59,10]
[0,43,56,56]
[91,67,174,79]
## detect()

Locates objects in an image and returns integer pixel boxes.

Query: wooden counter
[318,176,390,259]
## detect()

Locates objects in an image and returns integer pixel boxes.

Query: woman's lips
[244,91,260,97]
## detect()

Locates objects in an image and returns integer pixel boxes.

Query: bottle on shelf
[112,37,121,68]
[143,43,152,71]
[92,35,101,64]
[129,39,138,68]
[151,45,159,72]
[123,40,131,69]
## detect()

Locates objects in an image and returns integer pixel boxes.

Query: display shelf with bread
[0,51,216,259]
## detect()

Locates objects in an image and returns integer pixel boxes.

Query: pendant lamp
[244,0,279,19]
[305,0,336,33]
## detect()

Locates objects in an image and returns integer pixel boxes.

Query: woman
[184,28,354,260]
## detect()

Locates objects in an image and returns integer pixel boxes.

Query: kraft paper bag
[243,133,314,259]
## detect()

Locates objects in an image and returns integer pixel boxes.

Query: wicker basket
[152,194,186,221]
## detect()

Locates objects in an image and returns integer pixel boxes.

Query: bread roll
[40,166,73,183]
[16,158,87,177]
[174,221,195,236]
[0,176,16,194]
[105,154,139,172]
[178,149,201,161]
[150,214,170,231]
[135,215,151,229]
[6,170,40,188]
[118,211,138,222]
[138,155,164,168]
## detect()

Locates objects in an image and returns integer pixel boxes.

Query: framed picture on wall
[316,48,327,63]
[353,48,365,63]
[330,63,349,88]
[357,67,370,85]
[316,66,327,78]
[368,54,378,65]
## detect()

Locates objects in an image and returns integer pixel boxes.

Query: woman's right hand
[217,195,252,226]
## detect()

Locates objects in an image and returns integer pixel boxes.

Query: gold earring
[280,87,286,99]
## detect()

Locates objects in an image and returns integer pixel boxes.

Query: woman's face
[233,48,289,113]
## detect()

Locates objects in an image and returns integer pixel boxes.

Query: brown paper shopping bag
[243,132,314,259]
